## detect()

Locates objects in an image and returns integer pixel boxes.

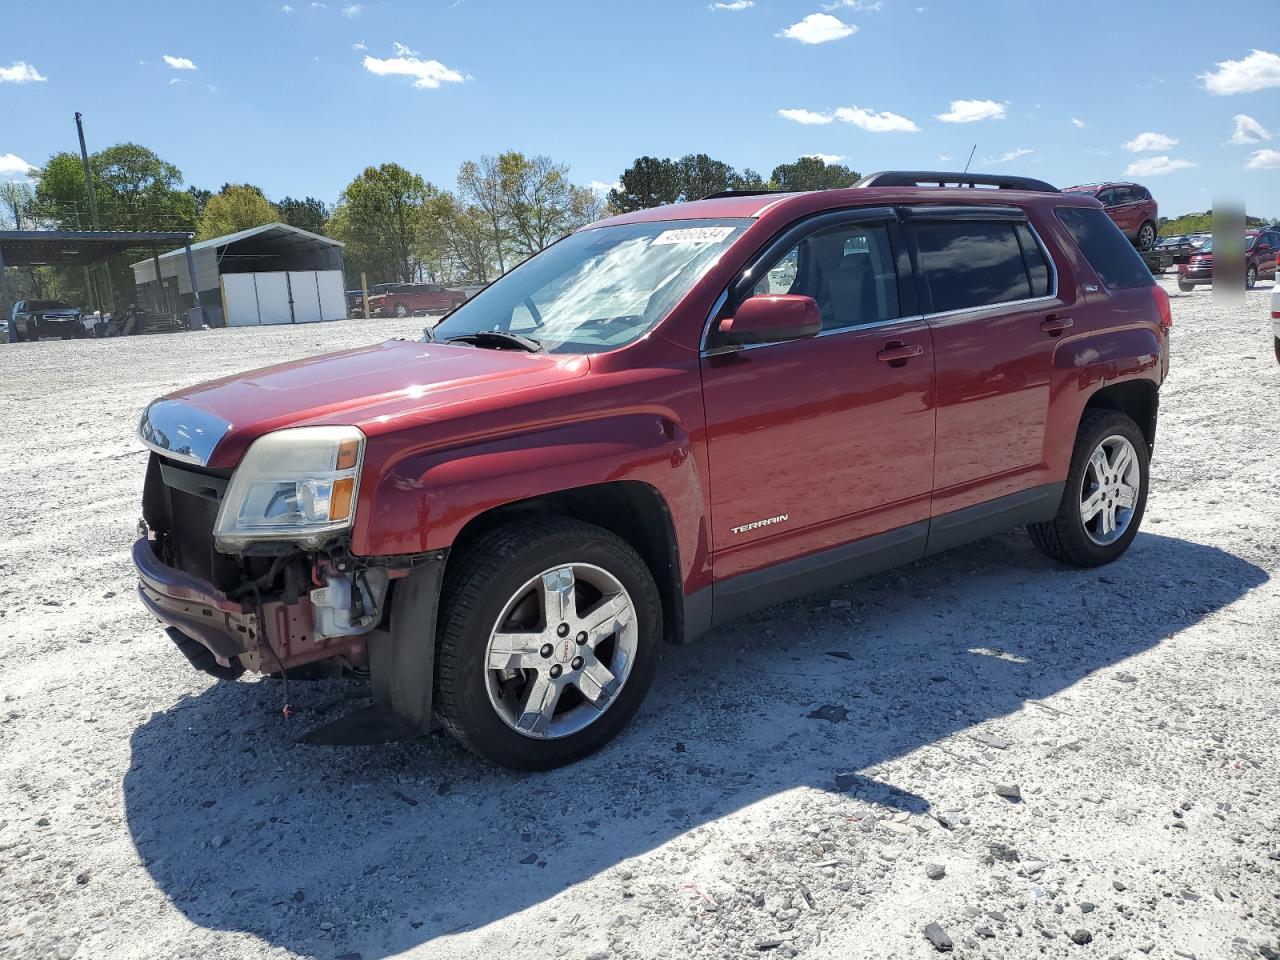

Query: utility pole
[75,112,113,314]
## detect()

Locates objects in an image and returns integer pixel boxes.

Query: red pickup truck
[135,171,1170,770]
[366,282,467,318]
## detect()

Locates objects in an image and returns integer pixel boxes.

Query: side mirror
[715,294,821,347]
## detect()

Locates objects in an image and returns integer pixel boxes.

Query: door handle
[1040,314,1073,335]
[876,341,924,366]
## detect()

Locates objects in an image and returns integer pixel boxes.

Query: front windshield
[430,218,750,354]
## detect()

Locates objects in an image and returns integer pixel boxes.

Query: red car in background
[1177,229,1280,291]
[1062,182,1159,251]
[367,282,467,318]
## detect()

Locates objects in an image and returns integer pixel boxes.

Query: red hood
[165,338,590,467]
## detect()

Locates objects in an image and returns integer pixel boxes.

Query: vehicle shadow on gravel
[123,529,1266,959]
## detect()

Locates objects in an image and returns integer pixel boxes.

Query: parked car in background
[134,170,1170,770]
[1271,277,1280,363]
[347,283,397,317]
[1177,229,1280,291]
[367,282,467,318]
[1062,182,1159,251]
[9,299,88,341]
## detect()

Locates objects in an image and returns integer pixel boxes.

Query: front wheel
[1245,264,1257,290]
[434,518,662,770]
[1177,279,1195,292]
[1028,409,1150,567]
[394,303,410,318]
[1136,221,1156,251]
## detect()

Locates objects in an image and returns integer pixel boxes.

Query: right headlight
[213,426,365,551]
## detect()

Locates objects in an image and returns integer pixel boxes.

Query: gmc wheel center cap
[556,638,575,664]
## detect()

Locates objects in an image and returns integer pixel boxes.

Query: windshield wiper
[445,331,544,353]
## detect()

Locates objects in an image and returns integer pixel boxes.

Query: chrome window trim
[138,399,232,467]
[702,312,929,356]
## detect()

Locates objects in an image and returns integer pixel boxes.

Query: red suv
[1062,182,1159,251]
[1177,229,1280,291]
[367,282,467,318]
[134,171,1171,770]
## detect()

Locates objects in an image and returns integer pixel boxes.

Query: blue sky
[2,0,1278,218]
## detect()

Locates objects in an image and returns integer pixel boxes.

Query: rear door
[700,208,935,587]
[903,206,1067,521]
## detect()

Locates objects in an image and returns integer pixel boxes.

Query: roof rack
[700,189,792,200]
[854,171,1059,193]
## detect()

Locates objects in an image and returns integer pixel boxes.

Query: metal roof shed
[130,223,344,325]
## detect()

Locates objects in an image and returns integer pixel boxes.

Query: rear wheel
[434,518,662,770]
[1177,279,1195,292]
[1245,264,1257,290]
[1028,410,1149,567]
[395,302,410,318]
[1136,221,1156,251]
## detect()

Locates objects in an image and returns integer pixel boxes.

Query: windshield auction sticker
[651,226,736,245]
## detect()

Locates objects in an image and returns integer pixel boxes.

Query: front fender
[351,412,706,584]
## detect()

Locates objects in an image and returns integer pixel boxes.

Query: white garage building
[131,222,347,328]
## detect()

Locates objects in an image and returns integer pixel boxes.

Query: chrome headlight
[214,426,365,551]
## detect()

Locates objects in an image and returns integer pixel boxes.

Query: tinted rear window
[1055,207,1154,290]
[909,221,1047,312]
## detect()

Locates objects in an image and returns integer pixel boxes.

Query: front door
[700,211,936,591]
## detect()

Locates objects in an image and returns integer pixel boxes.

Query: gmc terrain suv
[1062,181,1159,251]
[135,171,1171,770]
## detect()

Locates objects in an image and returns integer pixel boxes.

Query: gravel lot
[1,279,1278,960]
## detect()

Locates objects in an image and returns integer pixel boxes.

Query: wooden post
[361,271,369,320]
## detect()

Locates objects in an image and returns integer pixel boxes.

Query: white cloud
[1123,131,1178,152]
[281,3,293,10]
[168,78,188,85]
[1071,117,1085,128]
[987,147,1033,164]
[0,153,35,179]
[1124,156,1196,177]
[163,54,197,70]
[778,13,856,44]
[391,41,420,56]
[1245,148,1280,170]
[822,0,882,9]
[779,105,918,132]
[352,40,367,50]
[341,3,362,15]
[804,153,847,165]
[937,154,951,162]
[363,51,464,89]
[709,0,753,9]
[0,61,47,83]
[1200,49,1280,95]
[589,180,621,193]
[310,1,326,7]
[1230,114,1270,145]
[936,99,1006,123]
[833,105,920,133]
[777,107,833,125]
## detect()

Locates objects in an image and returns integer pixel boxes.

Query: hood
[158,338,590,467]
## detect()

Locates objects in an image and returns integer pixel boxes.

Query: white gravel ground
[1,278,1278,960]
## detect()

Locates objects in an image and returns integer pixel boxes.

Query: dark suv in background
[1063,182,1158,251]
[9,299,87,341]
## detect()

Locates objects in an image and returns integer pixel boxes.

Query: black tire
[1177,280,1195,292]
[1028,409,1150,567]
[434,518,662,770]
[1245,264,1257,290]
[395,303,410,318]
[1136,221,1156,252]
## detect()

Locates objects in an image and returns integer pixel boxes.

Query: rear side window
[909,220,1047,312]
[1055,206,1154,290]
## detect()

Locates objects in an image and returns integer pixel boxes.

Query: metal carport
[0,230,200,331]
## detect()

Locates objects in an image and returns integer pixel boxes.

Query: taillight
[1153,284,1172,331]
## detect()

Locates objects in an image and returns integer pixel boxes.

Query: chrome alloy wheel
[484,564,638,739]
[1080,434,1141,546]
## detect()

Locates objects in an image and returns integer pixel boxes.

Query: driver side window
[749,221,902,331]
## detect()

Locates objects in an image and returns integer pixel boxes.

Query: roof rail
[854,171,1059,193]
[700,189,792,200]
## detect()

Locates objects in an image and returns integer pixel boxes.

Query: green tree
[770,156,860,192]
[34,143,197,310]
[497,152,601,257]
[330,163,436,283]
[457,155,512,273]
[276,196,329,235]
[676,153,743,202]
[608,156,682,213]
[187,186,213,217]
[197,184,277,240]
